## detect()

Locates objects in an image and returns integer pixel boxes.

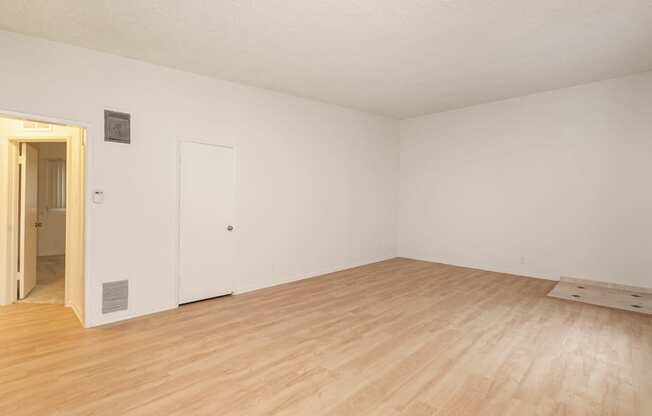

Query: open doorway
[0,115,86,325]
[18,142,67,304]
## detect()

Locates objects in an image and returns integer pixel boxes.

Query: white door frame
[1,109,92,327]
[175,140,236,305]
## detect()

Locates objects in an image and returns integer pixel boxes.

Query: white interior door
[178,142,235,304]
[19,143,39,299]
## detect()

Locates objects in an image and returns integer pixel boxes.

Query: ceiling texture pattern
[1,0,651,118]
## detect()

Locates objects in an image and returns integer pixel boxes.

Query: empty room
[0,2,650,416]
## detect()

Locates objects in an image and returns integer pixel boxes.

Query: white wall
[4,29,649,327]
[399,71,652,290]
[0,31,399,326]
[36,143,67,256]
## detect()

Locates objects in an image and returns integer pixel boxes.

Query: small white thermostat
[93,190,105,204]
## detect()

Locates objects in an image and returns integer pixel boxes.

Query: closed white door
[19,143,39,299]
[178,142,235,304]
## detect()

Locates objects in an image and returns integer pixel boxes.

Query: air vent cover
[104,110,131,144]
[102,280,128,314]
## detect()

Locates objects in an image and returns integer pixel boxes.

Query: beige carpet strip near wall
[548,280,651,315]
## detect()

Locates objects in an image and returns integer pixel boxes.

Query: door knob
[34,222,43,228]
[227,225,234,231]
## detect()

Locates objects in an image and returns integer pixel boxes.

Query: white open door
[18,143,39,299]
[178,142,235,304]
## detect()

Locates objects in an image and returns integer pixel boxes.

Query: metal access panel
[102,280,129,313]
[104,110,131,144]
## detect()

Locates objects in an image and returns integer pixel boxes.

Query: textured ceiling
[1,0,651,118]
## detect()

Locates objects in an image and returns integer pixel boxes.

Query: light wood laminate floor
[1,258,650,416]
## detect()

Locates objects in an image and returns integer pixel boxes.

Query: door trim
[175,140,236,306]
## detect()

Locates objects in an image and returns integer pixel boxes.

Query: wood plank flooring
[1,258,650,416]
